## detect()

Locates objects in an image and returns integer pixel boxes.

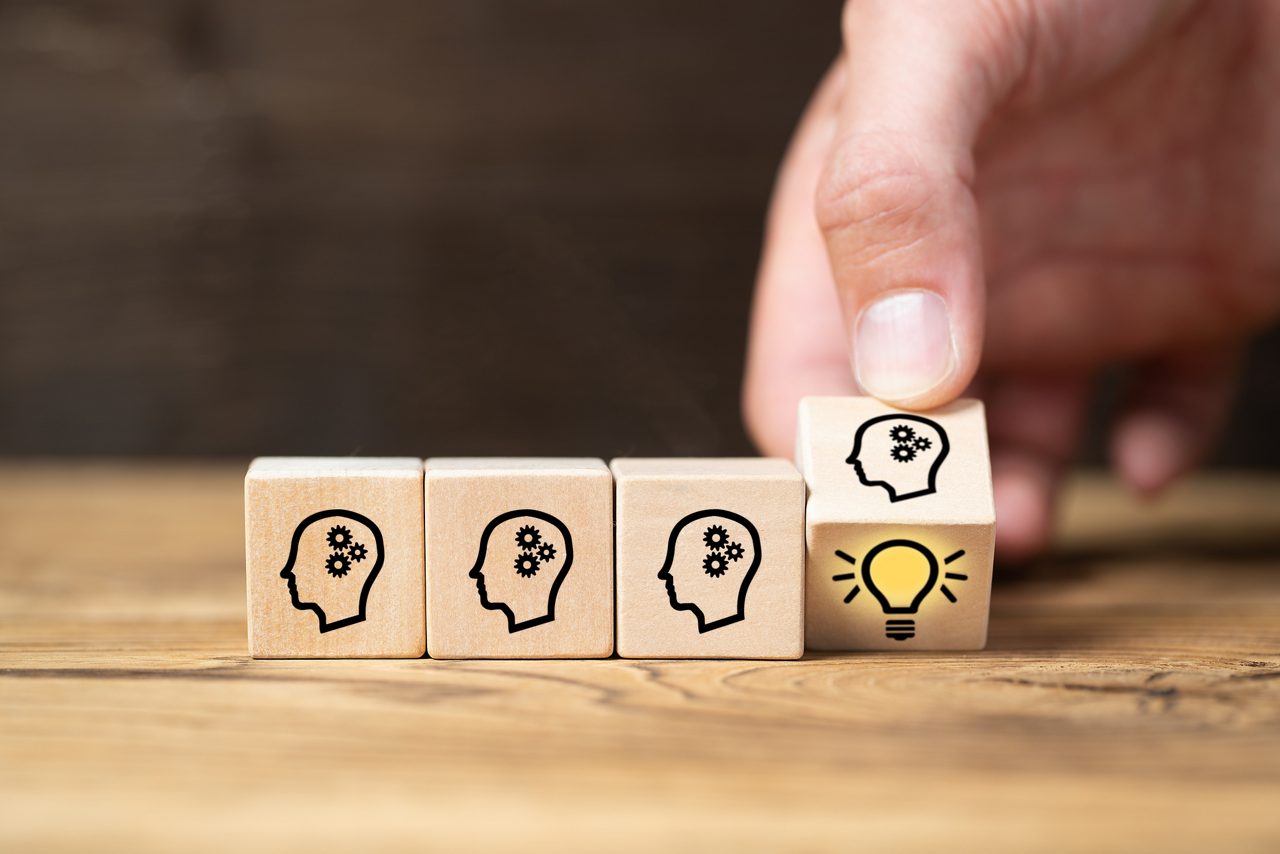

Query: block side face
[610,458,800,480]
[805,518,992,651]
[615,473,804,659]
[797,397,993,525]
[245,468,426,659]
[424,469,613,659]
[795,399,819,483]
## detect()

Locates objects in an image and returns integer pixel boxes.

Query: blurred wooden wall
[1,0,1277,462]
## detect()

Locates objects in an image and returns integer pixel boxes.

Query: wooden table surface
[1,463,1278,852]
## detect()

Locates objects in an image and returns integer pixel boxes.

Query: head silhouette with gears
[846,414,950,502]
[469,509,573,633]
[658,509,761,633]
[280,509,385,633]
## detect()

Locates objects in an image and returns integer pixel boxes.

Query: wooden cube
[797,397,995,650]
[613,458,805,659]
[424,458,613,659]
[245,457,425,658]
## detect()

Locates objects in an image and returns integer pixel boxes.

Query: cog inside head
[325,552,352,578]
[890,443,917,463]
[703,551,729,578]
[913,436,932,451]
[724,541,745,562]
[536,542,557,563]
[515,525,542,551]
[347,542,368,563]
[703,524,729,549]
[514,552,541,578]
[889,424,916,444]
[326,525,353,551]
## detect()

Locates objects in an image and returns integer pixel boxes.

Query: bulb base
[884,618,915,641]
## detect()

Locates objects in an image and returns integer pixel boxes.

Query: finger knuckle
[815,158,940,265]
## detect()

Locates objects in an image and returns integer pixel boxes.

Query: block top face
[249,457,422,478]
[610,458,800,480]
[426,458,608,476]
[797,397,993,524]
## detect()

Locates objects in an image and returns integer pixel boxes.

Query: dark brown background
[2,0,1277,462]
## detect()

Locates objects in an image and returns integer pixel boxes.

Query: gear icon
[889,424,917,444]
[703,524,730,549]
[890,443,917,463]
[724,541,745,562]
[913,436,932,452]
[347,542,368,563]
[514,552,541,578]
[515,525,542,551]
[325,552,352,578]
[703,551,729,578]
[326,525,353,551]
[536,542,557,563]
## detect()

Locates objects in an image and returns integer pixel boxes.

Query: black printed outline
[279,509,386,634]
[469,509,574,633]
[846,413,951,502]
[657,509,762,633]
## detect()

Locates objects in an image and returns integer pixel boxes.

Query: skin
[743,0,1280,560]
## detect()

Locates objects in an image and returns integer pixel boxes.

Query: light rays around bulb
[833,544,968,614]
[833,550,860,602]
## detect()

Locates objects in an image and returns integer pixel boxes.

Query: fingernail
[854,289,956,402]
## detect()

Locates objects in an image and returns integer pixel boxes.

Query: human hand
[743,0,1280,560]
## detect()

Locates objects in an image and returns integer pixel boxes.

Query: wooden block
[424,458,613,658]
[797,397,995,650]
[613,458,805,659]
[245,457,425,658]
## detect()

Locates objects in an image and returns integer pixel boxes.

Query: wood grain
[1,462,1279,852]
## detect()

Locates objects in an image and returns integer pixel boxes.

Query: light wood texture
[798,397,995,650]
[2,463,1279,852]
[424,458,613,658]
[245,457,425,658]
[612,458,804,659]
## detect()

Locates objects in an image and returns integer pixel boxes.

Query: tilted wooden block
[424,458,613,659]
[245,457,426,658]
[613,458,805,659]
[797,397,995,650]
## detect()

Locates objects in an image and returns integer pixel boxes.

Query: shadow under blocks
[796,397,995,650]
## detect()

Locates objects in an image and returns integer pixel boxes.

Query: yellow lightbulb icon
[861,540,937,640]
[833,540,968,641]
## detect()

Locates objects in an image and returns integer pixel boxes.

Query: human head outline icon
[847,414,950,502]
[658,509,762,633]
[469,509,573,633]
[280,509,385,633]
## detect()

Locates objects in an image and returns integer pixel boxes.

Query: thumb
[816,2,1015,407]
